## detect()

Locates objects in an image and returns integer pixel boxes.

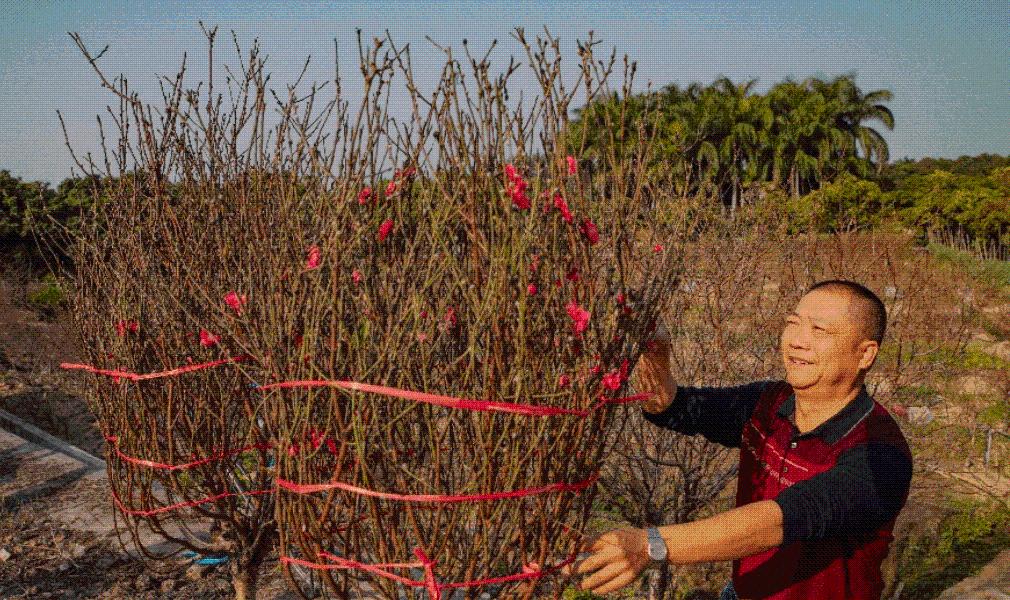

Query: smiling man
[574,280,912,599]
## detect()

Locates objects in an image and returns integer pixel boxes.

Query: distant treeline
[2,71,1008,259]
[565,74,896,206]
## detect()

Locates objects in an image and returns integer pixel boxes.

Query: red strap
[277,472,598,503]
[258,379,653,417]
[105,436,272,471]
[60,354,249,382]
[110,487,274,517]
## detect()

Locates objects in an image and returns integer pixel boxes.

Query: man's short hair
[806,280,887,345]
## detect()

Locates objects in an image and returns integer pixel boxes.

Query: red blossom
[566,155,577,175]
[444,307,457,328]
[579,218,600,245]
[504,163,531,210]
[385,181,397,196]
[565,300,590,335]
[378,219,394,242]
[527,283,538,295]
[653,243,664,253]
[326,438,338,454]
[616,292,625,305]
[357,187,372,205]
[114,320,139,337]
[558,374,571,387]
[306,245,322,270]
[553,192,573,223]
[565,267,580,282]
[530,254,540,272]
[591,365,601,375]
[224,291,247,315]
[352,270,362,285]
[416,332,429,343]
[199,329,220,347]
[602,370,622,391]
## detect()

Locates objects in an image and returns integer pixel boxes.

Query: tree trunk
[232,569,257,600]
[791,166,799,198]
[731,180,739,216]
[648,562,672,600]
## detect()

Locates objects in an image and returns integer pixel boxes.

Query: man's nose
[787,330,810,348]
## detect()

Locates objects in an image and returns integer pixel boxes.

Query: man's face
[780,289,875,391]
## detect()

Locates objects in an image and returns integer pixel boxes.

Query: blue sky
[1,0,1007,185]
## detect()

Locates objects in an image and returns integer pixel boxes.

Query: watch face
[647,529,667,560]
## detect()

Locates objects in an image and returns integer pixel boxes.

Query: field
[1,223,1007,599]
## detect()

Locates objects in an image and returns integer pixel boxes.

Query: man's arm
[772,442,913,546]
[659,499,785,563]
[633,332,770,448]
[574,501,785,594]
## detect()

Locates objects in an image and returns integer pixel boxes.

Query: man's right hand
[634,323,676,414]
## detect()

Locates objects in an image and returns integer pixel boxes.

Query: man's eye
[813,326,826,332]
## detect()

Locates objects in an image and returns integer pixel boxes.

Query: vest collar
[775,385,874,445]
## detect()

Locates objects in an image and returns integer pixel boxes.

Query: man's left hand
[571,528,653,595]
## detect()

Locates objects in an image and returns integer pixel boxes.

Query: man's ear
[857,340,879,371]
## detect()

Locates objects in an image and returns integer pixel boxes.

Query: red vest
[733,382,910,600]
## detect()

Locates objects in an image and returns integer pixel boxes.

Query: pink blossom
[420,309,428,319]
[504,163,531,210]
[385,181,397,196]
[358,187,372,205]
[602,371,621,390]
[199,329,220,347]
[565,300,590,335]
[530,254,540,272]
[417,332,429,343]
[527,283,538,295]
[444,307,457,328]
[653,243,664,253]
[224,291,247,315]
[378,219,394,242]
[306,245,322,270]
[591,365,601,375]
[566,155,577,175]
[114,320,139,337]
[580,218,600,245]
[352,270,362,285]
[558,374,570,387]
[553,192,573,223]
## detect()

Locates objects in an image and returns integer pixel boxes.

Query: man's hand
[634,323,676,414]
[569,528,652,595]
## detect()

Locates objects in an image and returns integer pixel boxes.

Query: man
[574,280,913,599]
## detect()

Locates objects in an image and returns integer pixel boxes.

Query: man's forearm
[657,500,784,564]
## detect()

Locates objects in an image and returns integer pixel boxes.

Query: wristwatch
[646,527,668,563]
